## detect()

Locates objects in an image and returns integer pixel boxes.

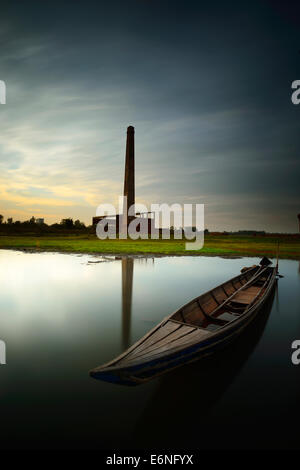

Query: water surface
[0,250,299,449]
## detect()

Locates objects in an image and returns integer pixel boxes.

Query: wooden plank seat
[231,286,260,305]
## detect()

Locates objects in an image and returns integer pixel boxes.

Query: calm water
[0,249,299,450]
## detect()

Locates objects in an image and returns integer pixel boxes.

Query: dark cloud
[0,0,299,230]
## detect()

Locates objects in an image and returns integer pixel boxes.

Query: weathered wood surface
[125,321,181,356]
[121,323,196,362]
[121,324,211,365]
[233,286,260,305]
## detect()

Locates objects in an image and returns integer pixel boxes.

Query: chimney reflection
[121,257,155,350]
[121,257,134,350]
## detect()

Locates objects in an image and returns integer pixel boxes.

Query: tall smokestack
[298,213,300,233]
[123,126,135,220]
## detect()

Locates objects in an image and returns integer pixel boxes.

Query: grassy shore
[0,235,299,259]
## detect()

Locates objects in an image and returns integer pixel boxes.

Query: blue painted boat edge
[89,370,138,386]
[89,331,238,385]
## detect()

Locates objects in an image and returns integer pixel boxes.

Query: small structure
[36,218,44,225]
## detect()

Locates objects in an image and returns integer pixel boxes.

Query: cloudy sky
[0,0,299,231]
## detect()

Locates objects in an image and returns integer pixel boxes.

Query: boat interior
[170,265,274,332]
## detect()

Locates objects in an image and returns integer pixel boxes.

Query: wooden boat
[90,258,278,386]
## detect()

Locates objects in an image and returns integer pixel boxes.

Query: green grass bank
[0,235,299,259]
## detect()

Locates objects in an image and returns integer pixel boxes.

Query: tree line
[0,215,91,234]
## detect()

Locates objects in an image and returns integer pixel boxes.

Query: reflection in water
[275,278,280,312]
[134,285,276,448]
[121,257,134,350]
[121,257,155,350]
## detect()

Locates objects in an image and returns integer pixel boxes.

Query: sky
[0,0,299,232]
